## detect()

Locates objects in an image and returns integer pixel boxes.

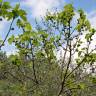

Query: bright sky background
[1,0,96,55]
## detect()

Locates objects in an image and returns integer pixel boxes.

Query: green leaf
[8,35,14,44]
[3,2,11,9]
[14,3,20,10]
[25,23,32,31]
[18,9,27,21]
[78,83,85,89]
[17,19,24,28]
[10,55,21,66]
[0,0,2,3]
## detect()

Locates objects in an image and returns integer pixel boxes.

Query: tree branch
[0,18,15,49]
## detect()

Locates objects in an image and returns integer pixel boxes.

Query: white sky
[21,0,64,18]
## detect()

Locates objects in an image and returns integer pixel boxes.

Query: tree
[0,1,96,96]
[44,4,96,96]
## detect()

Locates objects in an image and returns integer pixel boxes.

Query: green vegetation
[0,1,96,96]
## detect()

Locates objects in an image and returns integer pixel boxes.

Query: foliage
[0,1,96,96]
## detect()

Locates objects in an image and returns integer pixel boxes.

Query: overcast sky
[1,0,96,55]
